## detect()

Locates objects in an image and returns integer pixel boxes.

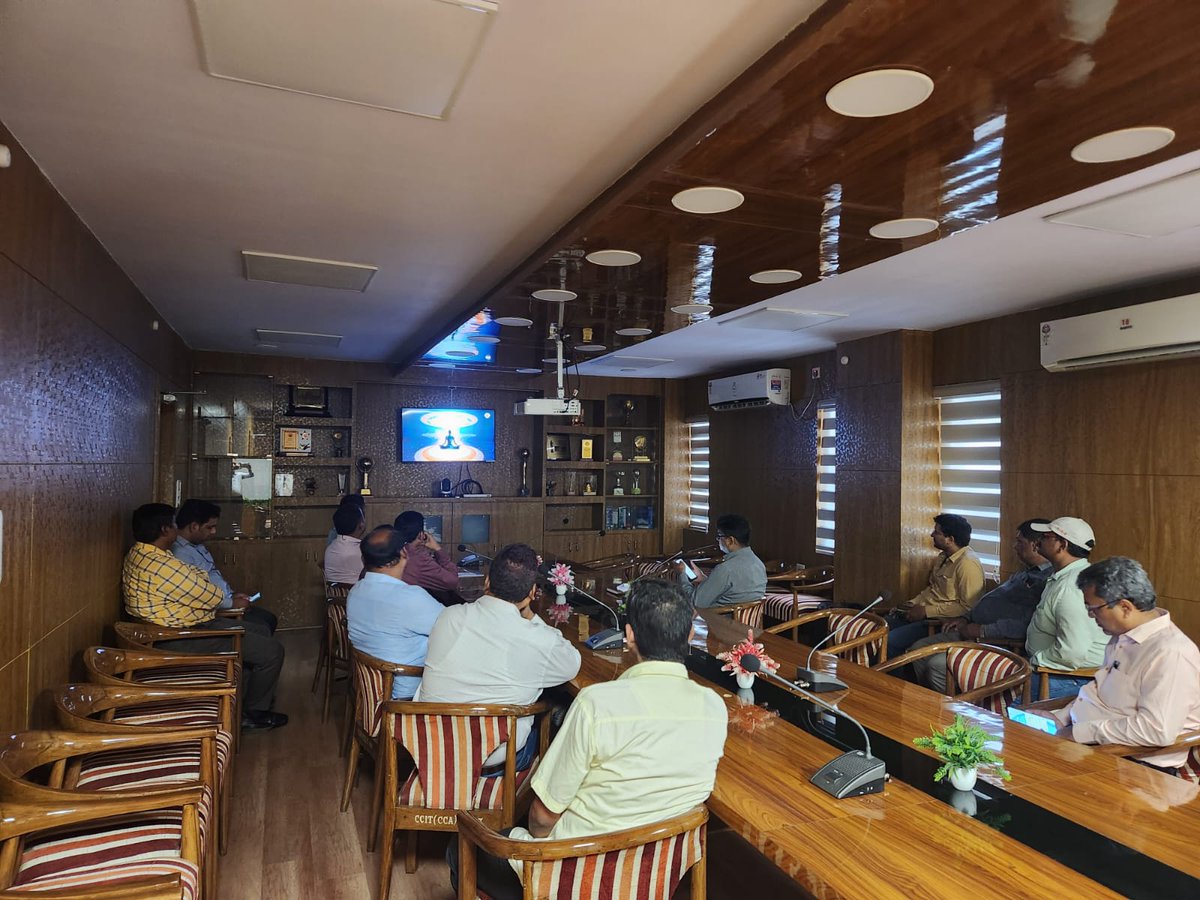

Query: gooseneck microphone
[739,654,886,799]
[566,583,625,651]
[457,544,493,566]
[795,590,891,693]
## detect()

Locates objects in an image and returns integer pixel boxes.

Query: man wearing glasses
[1050,556,1200,774]
[674,514,767,608]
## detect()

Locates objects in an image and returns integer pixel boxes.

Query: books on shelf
[605,504,655,530]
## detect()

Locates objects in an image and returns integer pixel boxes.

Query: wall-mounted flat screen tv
[422,310,499,364]
[399,408,496,462]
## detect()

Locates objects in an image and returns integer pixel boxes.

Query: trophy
[613,471,625,496]
[631,470,642,495]
[331,430,346,457]
[519,448,530,497]
[623,399,636,426]
[356,455,374,496]
[337,472,348,494]
[633,434,651,462]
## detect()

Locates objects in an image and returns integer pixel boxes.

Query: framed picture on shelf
[279,427,313,455]
[580,438,594,460]
[545,434,569,460]
[289,385,329,416]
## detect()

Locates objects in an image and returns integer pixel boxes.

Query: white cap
[1030,517,1096,550]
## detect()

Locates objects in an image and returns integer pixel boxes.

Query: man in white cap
[1025,516,1108,699]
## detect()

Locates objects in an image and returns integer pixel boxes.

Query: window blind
[935,382,1002,572]
[687,418,710,531]
[815,403,836,554]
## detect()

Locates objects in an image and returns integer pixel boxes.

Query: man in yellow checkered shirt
[122,503,287,729]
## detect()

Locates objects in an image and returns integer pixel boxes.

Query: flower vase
[555,584,568,604]
[736,671,756,689]
[948,767,978,791]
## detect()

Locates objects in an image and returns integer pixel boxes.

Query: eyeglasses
[1085,598,1121,617]
[716,533,728,539]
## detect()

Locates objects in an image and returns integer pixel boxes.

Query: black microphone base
[810,751,886,799]
[794,667,849,693]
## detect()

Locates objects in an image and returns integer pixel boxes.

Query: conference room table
[535,589,1200,899]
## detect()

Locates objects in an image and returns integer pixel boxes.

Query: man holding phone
[394,510,459,595]
[673,514,767,608]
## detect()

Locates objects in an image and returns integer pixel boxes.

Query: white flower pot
[554,584,568,603]
[736,671,756,689]
[948,767,978,791]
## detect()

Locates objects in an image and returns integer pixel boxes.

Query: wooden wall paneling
[660,380,687,553]
[899,331,940,601]
[267,538,328,630]
[0,655,30,735]
[0,464,34,677]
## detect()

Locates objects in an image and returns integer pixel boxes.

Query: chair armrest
[457,806,708,862]
[763,608,831,635]
[873,642,950,673]
[1033,665,1098,679]
[381,699,552,718]
[215,609,246,619]
[0,728,219,776]
[1084,728,1200,758]
[0,786,206,842]
[1020,696,1073,712]
[0,876,183,900]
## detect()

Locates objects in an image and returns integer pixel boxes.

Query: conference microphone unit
[569,584,626,652]
[457,544,493,566]
[794,590,891,693]
[739,655,886,799]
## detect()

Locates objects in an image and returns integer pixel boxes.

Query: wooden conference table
[535,594,1200,899]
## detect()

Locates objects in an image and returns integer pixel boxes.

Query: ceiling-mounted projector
[514,398,582,417]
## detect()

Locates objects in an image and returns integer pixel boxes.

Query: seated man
[393,510,459,594]
[1050,557,1200,774]
[346,526,445,699]
[887,513,985,658]
[172,498,278,634]
[448,579,728,900]
[673,513,767,608]
[324,503,366,585]
[909,518,1052,693]
[416,543,580,770]
[327,493,365,546]
[122,503,286,730]
[1026,517,1108,699]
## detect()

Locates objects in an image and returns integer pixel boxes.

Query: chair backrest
[795,565,835,592]
[349,649,422,738]
[326,582,351,601]
[825,609,887,666]
[946,644,1029,714]
[327,600,350,662]
[716,599,765,632]
[395,711,510,811]
[1181,749,1200,782]
[113,621,169,649]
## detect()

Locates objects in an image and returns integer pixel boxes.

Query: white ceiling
[0,0,821,360]
[582,150,1200,379]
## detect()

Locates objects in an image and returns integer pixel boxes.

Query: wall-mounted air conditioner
[708,368,791,411]
[1040,293,1200,373]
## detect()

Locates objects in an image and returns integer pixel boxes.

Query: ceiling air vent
[242,251,378,292]
[254,329,343,348]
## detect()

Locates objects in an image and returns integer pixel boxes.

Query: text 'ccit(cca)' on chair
[455,805,708,900]
[341,649,423,855]
[376,700,551,900]
[767,607,889,666]
[877,642,1030,714]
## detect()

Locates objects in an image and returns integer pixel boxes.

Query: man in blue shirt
[347,526,445,699]
[172,499,278,634]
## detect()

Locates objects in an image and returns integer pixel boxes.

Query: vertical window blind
[935,382,1002,572]
[815,403,836,554]
[687,418,710,531]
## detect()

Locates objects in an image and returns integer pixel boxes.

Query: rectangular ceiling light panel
[1044,169,1200,238]
[242,251,377,291]
[192,0,498,119]
[255,329,343,347]
[604,356,674,370]
[719,307,847,331]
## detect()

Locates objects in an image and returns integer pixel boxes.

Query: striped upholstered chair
[312,583,352,704]
[52,684,237,857]
[876,642,1030,714]
[321,594,353,728]
[376,699,552,900]
[341,649,423,853]
[0,771,205,900]
[766,608,889,666]
[710,599,766,632]
[0,730,218,899]
[456,805,708,900]
[762,566,835,626]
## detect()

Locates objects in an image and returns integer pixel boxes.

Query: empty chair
[766,607,889,666]
[877,642,1030,713]
[763,566,834,624]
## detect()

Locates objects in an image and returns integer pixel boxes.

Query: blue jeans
[1028,672,1091,701]
[481,722,538,777]
[887,618,931,660]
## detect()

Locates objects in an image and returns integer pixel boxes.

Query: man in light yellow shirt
[447,579,728,899]
[887,513,985,658]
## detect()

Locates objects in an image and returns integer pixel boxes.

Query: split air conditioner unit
[708,368,791,411]
[1040,293,1200,373]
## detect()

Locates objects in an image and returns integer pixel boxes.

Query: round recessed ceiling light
[671,303,714,315]
[869,217,939,239]
[749,268,802,284]
[467,334,500,344]
[585,249,642,267]
[574,343,606,352]
[1070,126,1176,163]
[445,349,475,358]
[515,367,542,374]
[615,326,653,337]
[671,186,745,214]
[825,68,934,118]
[532,289,577,302]
[495,315,533,327]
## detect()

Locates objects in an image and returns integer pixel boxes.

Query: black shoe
[242,710,288,731]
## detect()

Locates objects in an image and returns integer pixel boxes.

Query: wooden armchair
[52,684,237,855]
[877,642,1029,714]
[1027,665,1099,702]
[709,599,766,632]
[767,608,888,666]
[0,730,218,899]
[455,805,708,900]
[573,553,636,574]
[313,583,352,699]
[342,649,423,854]
[84,647,238,691]
[0,784,204,900]
[763,566,834,624]
[318,595,352,727]
[376,700,552,899]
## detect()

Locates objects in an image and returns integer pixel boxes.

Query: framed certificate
[279,427,313,455]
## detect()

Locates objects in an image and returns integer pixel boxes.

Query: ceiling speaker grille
[242,251,378,291]
[254,329,343,348]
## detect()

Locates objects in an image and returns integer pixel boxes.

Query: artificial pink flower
[717,630,779,677]
[548,562,574,587]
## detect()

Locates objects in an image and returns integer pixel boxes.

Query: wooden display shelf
[604,425,659,431]
[604,493,656,499]
[545,497,604,504]
[604,459,656,465]
[273,496,345,507]
[544,460,605,469]
[544,527,605,535]
[276,416,353,427]
[548,424,605,433]
[273,457,354,467]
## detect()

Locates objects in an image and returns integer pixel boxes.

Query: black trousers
[242,604,278,633]
[158,618,285,712]
[446,829,523,900]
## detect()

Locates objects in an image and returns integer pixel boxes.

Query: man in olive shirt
[1026,517,1108,699]
[887,514,985,658]
[674,514,767,608]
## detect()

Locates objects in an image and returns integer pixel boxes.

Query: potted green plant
[913,715,1011,791]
